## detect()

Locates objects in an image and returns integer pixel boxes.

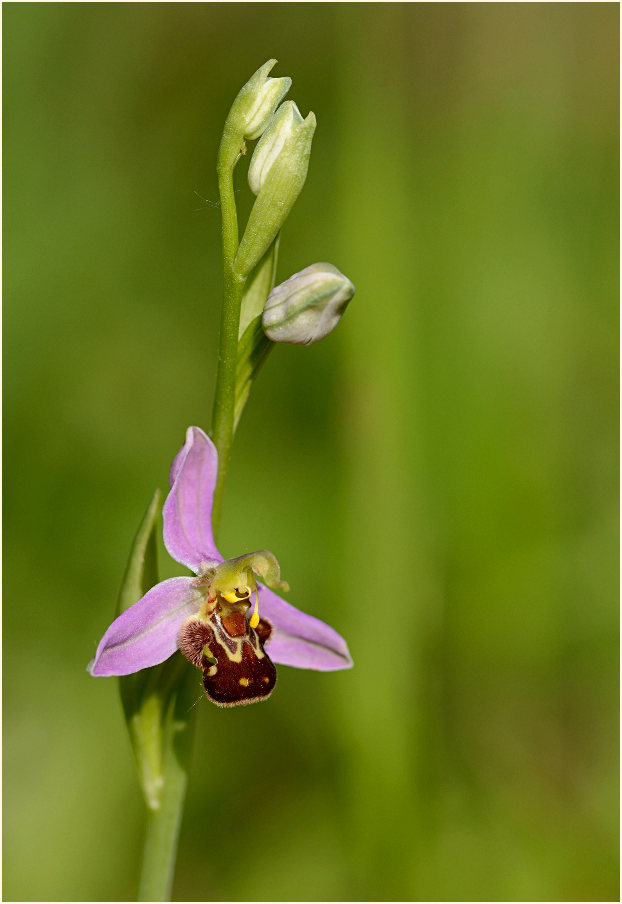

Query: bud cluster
[221,60,356,431]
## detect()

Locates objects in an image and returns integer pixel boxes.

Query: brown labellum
[178,612,276,707]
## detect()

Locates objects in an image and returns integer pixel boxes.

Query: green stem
[135,132,247,902]
[211,152,246,537]
[137,757,187,901]
[136,667,197,901]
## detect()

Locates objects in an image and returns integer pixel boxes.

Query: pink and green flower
[89,427,352,706]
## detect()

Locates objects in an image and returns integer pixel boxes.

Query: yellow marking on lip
[249,589,260,629]
[238,677,250,687]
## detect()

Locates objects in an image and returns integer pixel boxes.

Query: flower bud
[224,60,291,152]
[262,263,355,345]
[235,110,316,278]
[248,101,303,195]
[242,63,292,141]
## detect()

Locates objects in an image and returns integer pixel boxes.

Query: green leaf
[116,489,161,615]
[238,234,280,337]
[117,490,197,812]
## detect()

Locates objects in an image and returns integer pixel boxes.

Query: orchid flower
[89,426,352,706]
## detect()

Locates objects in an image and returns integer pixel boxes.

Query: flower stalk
[210,60,295,536]
[136,663,196,902]
[91,58,356,903]
[114,492,197,902]
[210,149,245,537]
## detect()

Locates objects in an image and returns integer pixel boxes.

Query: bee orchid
[89,427,352,706]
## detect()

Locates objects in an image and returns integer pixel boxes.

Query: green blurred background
[3,3,619,901]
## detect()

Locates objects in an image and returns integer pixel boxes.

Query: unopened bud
[222,61,291,170]
[248,101,304,195]
[235,110,316,277]
[262,263,355,345]
[241,61,292,140]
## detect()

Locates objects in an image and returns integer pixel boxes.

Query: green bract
[248,100,304,195]
[234,109,316,278]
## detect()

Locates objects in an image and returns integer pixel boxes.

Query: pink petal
[162,426,222,572]
[88,577,202,676]
[258,586,353,671]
